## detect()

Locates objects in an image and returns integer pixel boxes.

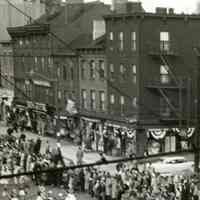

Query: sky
[85,0,200,14]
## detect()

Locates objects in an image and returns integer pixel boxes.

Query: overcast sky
[85,0,200,14]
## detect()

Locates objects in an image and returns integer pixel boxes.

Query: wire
[0,149,194,179]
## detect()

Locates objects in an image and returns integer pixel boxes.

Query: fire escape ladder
[158,88,179,118]
[160,55,179,86]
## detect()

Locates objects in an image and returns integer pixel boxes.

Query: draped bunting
[148,128,168,140]
[172,128,195,138]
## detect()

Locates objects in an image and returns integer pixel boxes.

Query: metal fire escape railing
[148,42,191,127]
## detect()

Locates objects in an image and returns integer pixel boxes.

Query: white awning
[33,79,51,87]
[81,117,100,123]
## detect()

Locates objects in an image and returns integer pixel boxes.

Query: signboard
[27,101,46,112]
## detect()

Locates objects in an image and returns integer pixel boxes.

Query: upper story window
[41,57,45,71]
[90,90,96,110]
[63,65,67,80]
[132,65,137,84]
[160,65,170,84]
[133,97,137,108]
[34,57,38,65]
[81,89,87,109]
[19,38,23,46]
[57,66,61,78]
[48,57,53,70]
[160,32,170,52]
[70,67,74,80]
[81,60,86,80]
[119,32,124,51]
[131,32,136,51]
[90,60,96,80]
[110,94,115,104]
[120,64,126,80]
[99,60,105,79]
[110,64,114,81]
[109,32,113,41]
[25,38,29,45]
[120,96,125,105]
[99,91,105,111]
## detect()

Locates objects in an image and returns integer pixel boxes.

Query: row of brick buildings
[7,0,200,155]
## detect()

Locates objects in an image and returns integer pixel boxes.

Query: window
[99,60,105,79]
[58,90,62,100]
[160,32,170,51]
[81,89,87,109]
[110,64,114,81]
[133,97,137,108]
[57,67,61,78]
[120,64,126,80]
[90,90,96,110]
[25,38,29,45]
[132,65,137,84]
[70,67,74,80]
[90,60,96,80]
[160,65,170,84]
[99,91,105,111]
[81,60,86,80]
[34,57,38,70]
[131,32,136,51]
[19,38,23,46]
[110,94,115,104]
[160,97,170,117]
[41,57,45,71]
[34,57,38,65]
[25,80,32,98]
[119,32,124,51]
[109,32,113,41]
[63,65,67,80]
[48,57,52,67]
[120,96,125,105]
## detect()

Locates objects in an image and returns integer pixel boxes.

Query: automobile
[151,156,194,176]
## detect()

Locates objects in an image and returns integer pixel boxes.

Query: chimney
[111,0,128,12]
[156,7,167,14]
[126,2,144,13]
[93,20,105,40]
[168,8,174,15]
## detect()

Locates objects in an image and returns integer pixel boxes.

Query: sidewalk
[0,123,119,173]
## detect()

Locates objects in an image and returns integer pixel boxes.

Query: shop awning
[81,117,100,123]
[105,121,130,129]
[33,79,51,87]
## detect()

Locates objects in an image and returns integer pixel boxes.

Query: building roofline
[7,24,49,36]
[104,12,200,20]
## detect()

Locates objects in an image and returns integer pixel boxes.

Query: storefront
[147,127,195,155]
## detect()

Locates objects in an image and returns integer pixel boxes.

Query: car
[151,156,194,176]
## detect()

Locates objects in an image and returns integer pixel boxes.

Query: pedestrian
[34,137,42,156]
[76,146,84,165]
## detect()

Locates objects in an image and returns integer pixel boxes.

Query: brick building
[104,6,199,155]
[7,1,111,119]
[0,40,14,105]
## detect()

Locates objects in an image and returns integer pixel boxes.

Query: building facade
[0,40,14,105]
[7,1,111,119]
[104,7,199,155]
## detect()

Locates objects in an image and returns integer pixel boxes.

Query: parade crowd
[0,104,200,200]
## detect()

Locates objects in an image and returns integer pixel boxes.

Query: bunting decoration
[148,128,168,140]
[173,128,195,138]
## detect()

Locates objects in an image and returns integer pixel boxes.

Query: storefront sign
[27,101,46,112]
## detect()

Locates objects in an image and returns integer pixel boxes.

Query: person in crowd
[34,137,42,156]
[76,146,84,165]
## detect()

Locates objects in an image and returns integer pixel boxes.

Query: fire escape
[146,41,191,127]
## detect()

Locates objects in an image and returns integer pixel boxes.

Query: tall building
[104,6,198,155]
[8,1,111,126]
